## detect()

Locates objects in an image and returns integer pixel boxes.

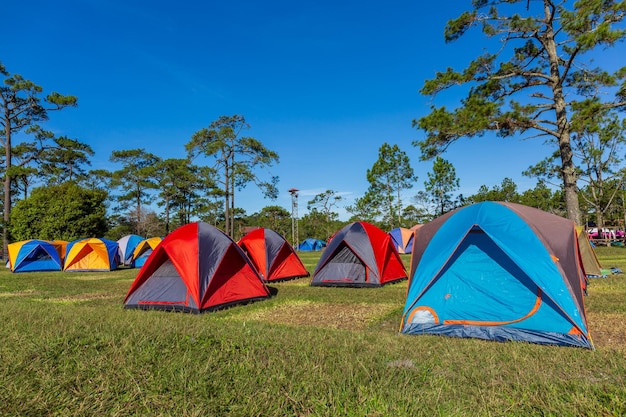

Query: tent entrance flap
[25,248,53,262]
[316,244,366,283]
[71,250,102,270]
[420,231,542,325]
[125,259,196,310]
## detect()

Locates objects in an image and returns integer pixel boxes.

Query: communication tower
[288,188,299,249]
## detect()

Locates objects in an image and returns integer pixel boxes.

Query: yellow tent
[63,238,119,272]
[131,237,162,267]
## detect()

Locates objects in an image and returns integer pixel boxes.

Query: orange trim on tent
[444,289,542,326]
[407,306,440,325]
[567,326,583,335]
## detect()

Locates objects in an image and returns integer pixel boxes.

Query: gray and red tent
[124,222,271,313]
[238,228,310,282]
[311,221,408,287]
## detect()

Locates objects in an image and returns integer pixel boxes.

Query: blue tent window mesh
[25,248,53,262]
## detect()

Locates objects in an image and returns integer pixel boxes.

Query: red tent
[124,222,271,313]
[238,228,310,282]
[311,221,408,287]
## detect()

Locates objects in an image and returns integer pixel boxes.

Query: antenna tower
[288,188,299,249]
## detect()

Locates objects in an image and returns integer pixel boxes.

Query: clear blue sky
[3,1,625,221]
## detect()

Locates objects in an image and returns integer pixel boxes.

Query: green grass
[0,249,625,416]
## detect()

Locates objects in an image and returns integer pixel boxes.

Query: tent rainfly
[298,238,326,252]
[389,227,415,254]
[117,234,144,266]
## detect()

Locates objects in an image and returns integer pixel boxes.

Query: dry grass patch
[64,273,122,281]
[269,278,311,287]
[42,292,120,304]
[0,289,39,297]
[587,311,626,353]
[236,300,397,330]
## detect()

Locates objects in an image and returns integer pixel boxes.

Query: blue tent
[117,234,143,266]
[8,240,63,272]
[401,202,592,349]
[298,238,326,252]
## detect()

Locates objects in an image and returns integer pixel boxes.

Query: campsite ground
[0,249,624,416]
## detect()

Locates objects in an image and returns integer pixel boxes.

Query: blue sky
[3,1,625,221]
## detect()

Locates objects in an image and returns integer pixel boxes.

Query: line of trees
[3,86,625,247]
[1,61,282,255]
[3,2,626,250]
[3,60,625,249]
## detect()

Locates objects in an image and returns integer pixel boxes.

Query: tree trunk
[224,168,230,236]
[164,197,170,235]
[3,122,11,260]
[595,205,604,231]
[230,182,235,237]
[559,133,581,224]
[388,185,394,228]
[136,184,142,236]
[230,152,235,237]
[544,2,581,224]
[397,176,402,227]
[439,189,444,217]
[623,189,626,229]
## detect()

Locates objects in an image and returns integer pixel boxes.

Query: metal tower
[288,188,299,249]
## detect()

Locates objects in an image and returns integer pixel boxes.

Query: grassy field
[0,249,624,416]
